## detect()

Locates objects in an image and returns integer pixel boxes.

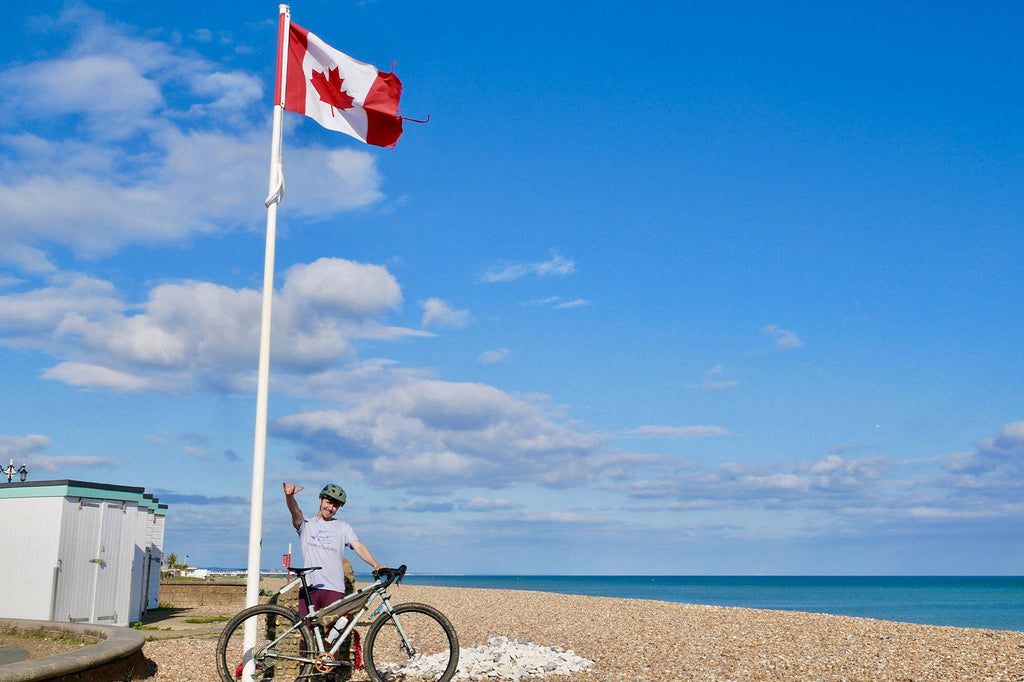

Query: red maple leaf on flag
[310,67,355,111]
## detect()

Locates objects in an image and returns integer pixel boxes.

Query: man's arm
[283,482,305,531]
[349,540,383,572]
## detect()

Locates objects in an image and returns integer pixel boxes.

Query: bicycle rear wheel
[364,602,459,682]
[215,603,314,682]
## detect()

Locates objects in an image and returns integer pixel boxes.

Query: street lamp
[2,459,28,483]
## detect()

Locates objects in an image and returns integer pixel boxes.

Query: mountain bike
[215,565,459,682]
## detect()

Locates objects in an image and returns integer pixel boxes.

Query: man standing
[283,481,383,616]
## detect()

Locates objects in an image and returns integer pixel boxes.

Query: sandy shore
[142,582,1024,681]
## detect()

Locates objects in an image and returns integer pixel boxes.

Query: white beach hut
[0,479,167,626]
[143,492,167,611]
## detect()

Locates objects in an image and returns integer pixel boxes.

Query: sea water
[396,575,1024,632]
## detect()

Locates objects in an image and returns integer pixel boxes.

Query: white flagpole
[242,5,290,681]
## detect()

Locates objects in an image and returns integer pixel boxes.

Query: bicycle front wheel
[215,603,314,682]
[365,602,459,682]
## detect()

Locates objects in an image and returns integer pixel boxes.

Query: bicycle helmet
[319,483,346,506]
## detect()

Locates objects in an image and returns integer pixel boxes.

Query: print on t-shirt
[308,528,337,552]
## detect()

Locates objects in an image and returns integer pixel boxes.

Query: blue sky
[1,0,1021,575]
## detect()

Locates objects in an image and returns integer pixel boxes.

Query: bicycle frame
[287,576,387,658]
[271,566,410,670]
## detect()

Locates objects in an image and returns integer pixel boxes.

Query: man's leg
[311,588,348,681]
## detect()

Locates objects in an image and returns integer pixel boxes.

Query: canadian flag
[281,22,403,148]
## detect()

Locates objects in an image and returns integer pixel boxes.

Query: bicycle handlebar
[285,563,407,589]
[373,564,407,587]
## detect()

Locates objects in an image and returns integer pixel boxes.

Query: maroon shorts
[298,586,344,617]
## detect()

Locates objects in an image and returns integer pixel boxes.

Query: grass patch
[145,634,190,642]
[184,616,229,624]
[11,632,94,646]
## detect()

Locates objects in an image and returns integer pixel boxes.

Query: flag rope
[264,162,285,207]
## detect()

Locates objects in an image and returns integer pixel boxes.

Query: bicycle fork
[374,594,419,657]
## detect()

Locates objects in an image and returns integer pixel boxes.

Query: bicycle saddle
[287,566,322,576]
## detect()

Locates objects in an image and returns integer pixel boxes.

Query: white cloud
[618,451,892,510]
[700,379,738,391]
[0,434,116,476]
[940,421,1024,482]
[0,10,385,271]
[42,362,157,392]
[626,425,731,439]
[521,512,590,524]
[696,365,738,392]
[906,506,998,520]
[1,55,164,137]
[272,378,645,490]
[479,348,511,364]
[0,258,420,392]
[420,298,470,328]
[282,259,403,318]
[188,70,263,115]
[761,324,802,352]
[522,297,560,306]
[0,275,24,289]
[404,499,456,513]
[28,455,118,472]
[744,473,810,492]
[0,275,121,336]
[183,446,213,460]
[482,252,576,283]
[2,6,189,138]
[521,296,590,310]
[0,434,52,460]
[989,421,1024,455]
[615,422,1016,532]
[462,497,521,512]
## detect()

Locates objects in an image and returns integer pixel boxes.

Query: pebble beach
[143,583,1024,681]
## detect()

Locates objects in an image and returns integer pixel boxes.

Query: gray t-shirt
[297,516,358,592]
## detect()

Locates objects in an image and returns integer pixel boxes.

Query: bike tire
[215,603,314,682]
[364,602,460,682]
